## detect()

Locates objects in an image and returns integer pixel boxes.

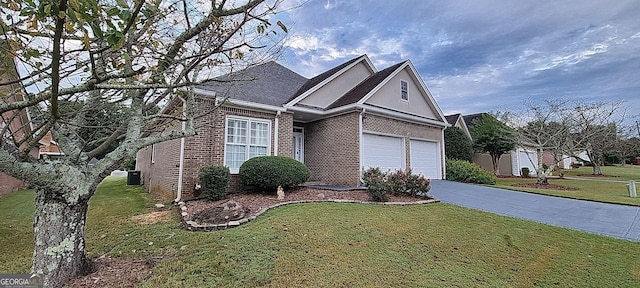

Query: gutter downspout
[441,128,446,179]
[274,111,281,156]
[175,97,187,203]
[359,108,366,184]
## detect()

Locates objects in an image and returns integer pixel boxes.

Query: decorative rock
[228,221,240,227]
[154,203,166,211]
[191,200,248,224]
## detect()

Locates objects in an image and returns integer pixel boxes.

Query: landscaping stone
[191,200,247,225]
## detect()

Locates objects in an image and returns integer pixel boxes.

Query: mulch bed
[185,186,431,224]
[577,174,618,178]
[65,256,156,288]
[511,183,578,190]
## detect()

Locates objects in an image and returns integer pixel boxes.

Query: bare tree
[517,100,572,184]
[0,0,289,286]
[517,100,626,184]
[569,102,625,175]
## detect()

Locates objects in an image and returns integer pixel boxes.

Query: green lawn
[495,165,640,206]
[2,177,640,287]
[561,165,640,181]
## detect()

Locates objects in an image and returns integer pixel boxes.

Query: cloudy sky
[272,0,640,120]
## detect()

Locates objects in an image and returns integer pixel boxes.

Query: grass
[2,176,640,287]
[495,165,640,206]
[561,165,640,181]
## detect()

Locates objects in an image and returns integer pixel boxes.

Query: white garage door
[362,133,404,172]
[410,140,441,179]
[511,149,538,176]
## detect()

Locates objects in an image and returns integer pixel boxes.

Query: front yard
[2,176,640,287]
[495,166,640,206]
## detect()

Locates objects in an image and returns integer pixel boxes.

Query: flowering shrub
[362,167,431,201]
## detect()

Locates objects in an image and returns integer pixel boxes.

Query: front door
[293,127,304,163]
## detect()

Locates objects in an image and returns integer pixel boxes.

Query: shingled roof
[462,113,487,129]
[445,114,461,125]
[198,61,308,106]
[326,61,405,110]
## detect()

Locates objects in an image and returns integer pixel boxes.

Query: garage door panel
[410,140,441,179]
[363,134,404,172]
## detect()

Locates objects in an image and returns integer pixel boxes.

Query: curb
[177,198,440,232]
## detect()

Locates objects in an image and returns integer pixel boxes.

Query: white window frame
[400,80,409,101]
[224,116,272,173]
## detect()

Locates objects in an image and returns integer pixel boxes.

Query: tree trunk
[536,172,549,185]
[32,188,92,288]
[491,154,500,176]
[592,162,603,175]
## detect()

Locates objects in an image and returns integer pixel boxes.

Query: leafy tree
[444,126,473,162]
[471,114,518,175]
[0,0,288,287]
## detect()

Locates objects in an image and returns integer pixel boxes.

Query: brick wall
[136,121,182,201]
[179,102,294,197]
[363,113,443,172]
[302,111,361,187]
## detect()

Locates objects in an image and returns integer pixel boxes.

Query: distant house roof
[197,61,308,106]
[462,113,487,129]
[445,113,461,125]
[326,62,405,110]
[287,55,365,103]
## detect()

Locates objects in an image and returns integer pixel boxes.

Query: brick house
[136,55,449,201]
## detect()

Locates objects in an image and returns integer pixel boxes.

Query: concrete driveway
[429,180,640,242]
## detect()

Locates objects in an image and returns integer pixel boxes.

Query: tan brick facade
[138,99,294,199]
[301,111,361,187]
[137,101,445,200]
[363,113,443,173]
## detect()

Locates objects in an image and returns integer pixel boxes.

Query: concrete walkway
[429,180,640,242]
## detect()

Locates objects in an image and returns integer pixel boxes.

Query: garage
[511,149,538,176]
[362,133,404,172]
[410,139,442,179]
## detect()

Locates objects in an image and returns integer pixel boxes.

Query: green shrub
[239,156,310,192]
[521,167,530,178]
[362,168,431,201]
[199,165,230,201]
[387,168,431,197]
[446,160,496,185]
[362,167,388,202]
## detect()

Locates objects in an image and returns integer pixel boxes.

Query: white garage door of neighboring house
[511,149,538,176]
[410,140,441,179]
[362,133,404,172]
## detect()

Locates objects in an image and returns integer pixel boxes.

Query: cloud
[277,0,640,118]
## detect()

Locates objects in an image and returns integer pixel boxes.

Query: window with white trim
[225,117,270,172]
[400,80,408,101]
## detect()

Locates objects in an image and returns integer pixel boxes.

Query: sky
[272,0,640,122]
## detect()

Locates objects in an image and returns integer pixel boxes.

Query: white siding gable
[298,62,373,109]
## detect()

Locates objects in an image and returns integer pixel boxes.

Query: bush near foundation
[239,156,310,192]
[199,165,230,201]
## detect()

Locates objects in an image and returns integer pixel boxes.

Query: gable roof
[287,55,365,103]
[326,62,404,110]
[462,113,487,130]
[197,61,308,106]
[445,114,461,125]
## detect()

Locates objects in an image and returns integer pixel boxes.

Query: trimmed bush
[363,168,431,201]
[239,156,310,192]
[199,165,230,201]
[387,168,431,197]
[362,167,388,202]
[520,167,530,178]
[446,159,496,185]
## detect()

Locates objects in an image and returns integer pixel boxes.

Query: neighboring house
[136,54,449,200]
[461,113,538,177]
[0,47,38,194]
[444,113,472,139]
